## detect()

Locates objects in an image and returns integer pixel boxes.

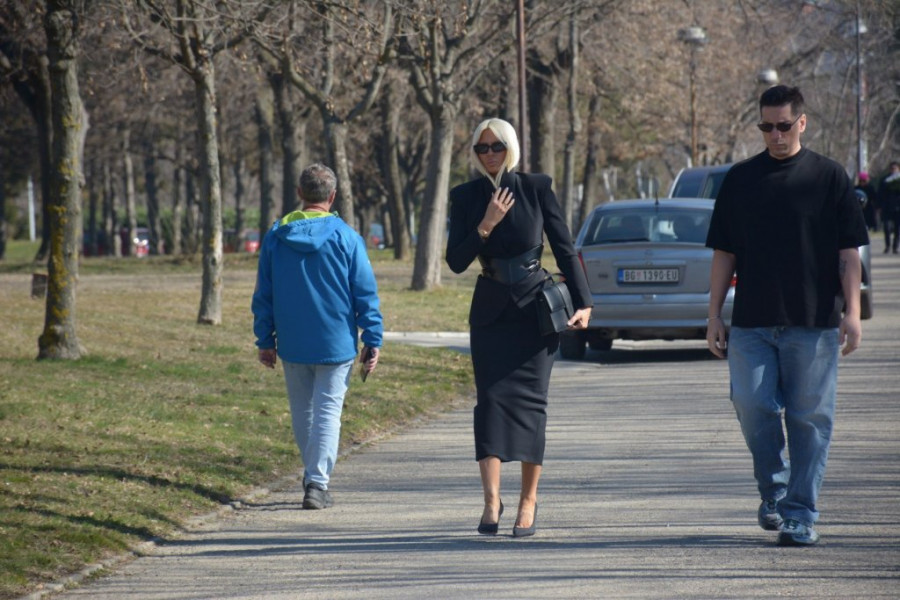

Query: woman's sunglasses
[473,142,507,154]
[757,115,801,133]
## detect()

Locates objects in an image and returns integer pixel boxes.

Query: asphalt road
[45,249,900,599]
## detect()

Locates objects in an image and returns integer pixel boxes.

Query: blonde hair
[470,118,521,188]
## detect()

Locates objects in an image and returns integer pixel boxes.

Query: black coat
[446,170,592,328]
[879,173,900,218]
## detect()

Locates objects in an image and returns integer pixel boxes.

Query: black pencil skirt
[470,298,559,464]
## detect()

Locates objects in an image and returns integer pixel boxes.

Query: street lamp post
[855,0,867,177]
[516,0,528,173]
[679,26,707,166]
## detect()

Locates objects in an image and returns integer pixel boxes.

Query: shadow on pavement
[568,347,716,365]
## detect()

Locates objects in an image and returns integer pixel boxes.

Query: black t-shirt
[706,148,869,328]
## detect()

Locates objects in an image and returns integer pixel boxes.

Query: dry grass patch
[0,244,475,599]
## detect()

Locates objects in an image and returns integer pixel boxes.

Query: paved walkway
[47,239,900,600]
[45,323,900,599]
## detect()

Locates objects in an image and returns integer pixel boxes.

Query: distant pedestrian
[446,118,592,537]
[705,85,868,546]
[878,161,900,253]
[252,163,383,509]
[855,172,877,231]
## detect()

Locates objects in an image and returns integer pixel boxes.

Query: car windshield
[581,208,711,245]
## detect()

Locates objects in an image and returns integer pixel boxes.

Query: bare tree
[268,69,305,217]
[254,81,276,233]
[4,0,899,270]
[252,1,394,231]
[397,1,516,290]
[377,79,411,259]
[0,2,54,261]
[122,0,262,324]
[37,0,87,360]
[561,9,579,232]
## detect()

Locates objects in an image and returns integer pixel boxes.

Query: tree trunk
[0,172,6,260]
[38,0,85,360]
[102,159,121,257]
[233,156,245,248]
[580,94,605,227]
[184,163,198,255]
[380,86,410,260]
[171,141,184,254]
[411,108,456,290]
[194,63,224,325]
[527,52,559,178]
[255,84,275,235]
[271,73,301,216]
[122,126,137,256]
[561,14,579,233]
[324,119,356,230]
[32,55,53,263]
[85,157,98,256]
[144,139,162,255]
[381,204,393,248]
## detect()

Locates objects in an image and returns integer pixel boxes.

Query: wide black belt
[478,245,543,284]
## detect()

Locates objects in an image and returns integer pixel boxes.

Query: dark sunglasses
[757,114,801,133]
[473,141,507,154]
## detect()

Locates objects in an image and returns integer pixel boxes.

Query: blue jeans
[283,359,354,489]
[727,327,839,526]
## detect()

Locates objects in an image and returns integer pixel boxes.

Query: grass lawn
[0,241,480,599]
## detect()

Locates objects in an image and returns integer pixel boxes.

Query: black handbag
[536,275,574,336]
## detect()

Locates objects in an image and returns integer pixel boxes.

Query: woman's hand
[567,307,592,330]
[478,187,515,234]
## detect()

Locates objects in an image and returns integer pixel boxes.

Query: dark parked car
[560,198,734,359]
[669,163,873,320]
[668,163,733,199]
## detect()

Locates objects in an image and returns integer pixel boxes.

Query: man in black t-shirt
[705,86,869,547]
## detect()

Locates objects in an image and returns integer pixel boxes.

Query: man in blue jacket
[252,163,383,510]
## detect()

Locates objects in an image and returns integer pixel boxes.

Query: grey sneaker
[758,500,783,531]
[777,519,820,546]
[302,483,334,510]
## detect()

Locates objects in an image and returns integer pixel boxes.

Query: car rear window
[582,209,711,245]
[699,171,729,199]
[670,171,704,197]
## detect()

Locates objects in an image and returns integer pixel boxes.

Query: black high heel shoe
[513,504,538,538]
[477,501,504,535]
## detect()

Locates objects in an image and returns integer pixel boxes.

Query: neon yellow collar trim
[279,210,334,226]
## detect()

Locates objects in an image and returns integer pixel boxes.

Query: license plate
[618,268,680,283]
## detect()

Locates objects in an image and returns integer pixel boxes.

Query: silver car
[560,198,733,359]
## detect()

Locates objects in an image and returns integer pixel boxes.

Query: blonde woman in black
[446,118,592,537]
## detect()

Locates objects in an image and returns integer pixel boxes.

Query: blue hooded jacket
[252,210,383,364]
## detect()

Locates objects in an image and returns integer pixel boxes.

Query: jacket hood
[273,211,341,253]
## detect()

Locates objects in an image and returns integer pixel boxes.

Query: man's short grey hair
[299,163,337,204]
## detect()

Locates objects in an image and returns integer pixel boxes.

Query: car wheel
[559,331,586,360]
[588,338,613,352]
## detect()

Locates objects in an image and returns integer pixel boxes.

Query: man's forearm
[708,250,736,318]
